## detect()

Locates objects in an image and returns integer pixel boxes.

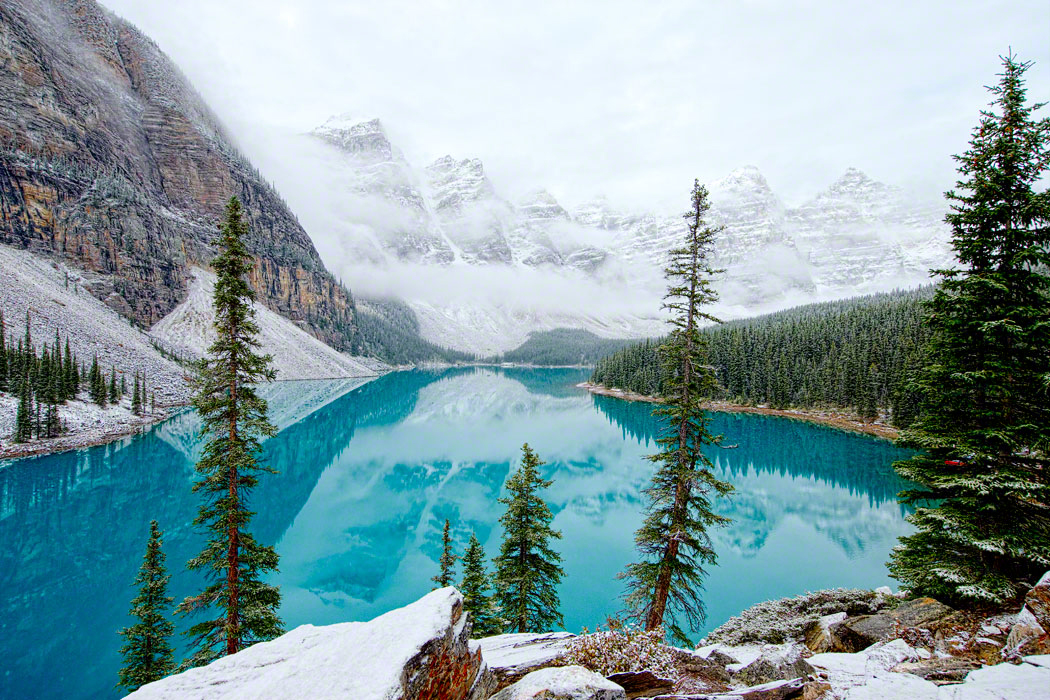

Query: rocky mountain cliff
[0,0,357,350]
[305,119,951,301]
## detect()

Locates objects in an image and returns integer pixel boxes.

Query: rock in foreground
[490,666,626,700]
[128,587,493,699]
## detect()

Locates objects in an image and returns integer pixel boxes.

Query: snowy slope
[0,243,190,452]
[0,244,188,402]
[150,269,383,380]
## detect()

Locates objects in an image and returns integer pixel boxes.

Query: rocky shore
[577,383,900,441]
[128,573,1050,699]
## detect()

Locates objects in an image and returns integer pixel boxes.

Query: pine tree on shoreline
[494,443,564,633]
[460,532,502,638]
[177,196,282,666]
[432,519,457,589]
[621,179,735,646]
[117,520,175,692]
[889,54,1050,605]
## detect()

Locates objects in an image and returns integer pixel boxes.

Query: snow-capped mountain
[287,116,952,353]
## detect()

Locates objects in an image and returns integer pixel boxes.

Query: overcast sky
[100,0,1049,212]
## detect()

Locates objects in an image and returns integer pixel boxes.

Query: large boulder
[490,665,626,700]
[828,598,954,652]
[127,587,495,699]
[1023,571,1050,632]
[477,632,576,689]
[732,643,814,687]
[803,612,847,653]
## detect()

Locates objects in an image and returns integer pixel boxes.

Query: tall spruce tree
[889,54,1050,604]
[118,520,176,692]
[15,369,32,442]
[621,180,735,646]
[460,533,502,637]
[493,443,564,633]
[132,372,142,416]
[109,366,119,404]
[431,519,457,588]
[177,196,282,666]
[0,310,7,392]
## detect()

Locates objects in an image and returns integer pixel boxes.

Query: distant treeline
[591,288,933,427]
[488,328,639,366]
[354,297,475,365]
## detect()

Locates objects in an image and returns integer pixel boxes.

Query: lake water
[0,368,916,699]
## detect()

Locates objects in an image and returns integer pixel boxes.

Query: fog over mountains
[247,115,953,354]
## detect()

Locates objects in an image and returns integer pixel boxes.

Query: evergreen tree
[621,180,735,646]
[15,369,32,443]
[118,520,176,692]
[431,519,457,589]
[177,196,282,666]
[109,367,119,404]
[132,373,142,416]
[121,374,127,397]
[460,533,502,637]
[89,355,106,407]
[65,339,76,399]
[0,310,8,393]
[493,443,564,633]
[889,54,1050,605]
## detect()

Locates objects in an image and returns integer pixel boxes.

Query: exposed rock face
[1025,571,1050,632]
[127,587,495,700]
[606,670,675,698]
[803,612,848,653]
[0,0,356,349]
[732,644,814,687]
[490,665,626,700]
[477,631,577,690]
[828,598,955,653]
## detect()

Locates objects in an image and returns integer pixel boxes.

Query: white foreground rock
[489,665,626,700]
[127,587,493,700]
[478,632,576,689]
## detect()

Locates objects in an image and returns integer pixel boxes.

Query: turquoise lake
[0,368,917,699]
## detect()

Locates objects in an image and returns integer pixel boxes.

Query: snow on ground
[477,632,576,675]
[0,243,190,456]
[127,587,471,699]
[150,268,383,380]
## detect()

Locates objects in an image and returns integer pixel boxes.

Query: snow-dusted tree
[494,443,564,633]
[460,532,502,637]
[108,366,118,404]
[14,368,32,442]
[132,372,142,416]
[431,519,457,588]
[177,197,282,666]
[889,54,1050,604]
[621,179,734,646]
[118,520,176,692]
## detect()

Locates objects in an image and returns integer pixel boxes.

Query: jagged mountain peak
[822,167,896,199]
[518,189,569,221]
[710,165,782,213]
[312,115,401,162]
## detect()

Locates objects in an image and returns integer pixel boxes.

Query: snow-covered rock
[150,268,382,380]
[127,587,495,700]
[732,642,813,687]
[1024,571,1050,633]
[489,665,625,700]
[478,631,576,689]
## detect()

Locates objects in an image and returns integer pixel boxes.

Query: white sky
[100,0,1049,212]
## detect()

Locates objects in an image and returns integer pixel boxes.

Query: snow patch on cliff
[150,268,383,379]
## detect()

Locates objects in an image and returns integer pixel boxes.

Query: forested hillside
[591,288,933,426]
[355,297,475,365]
[489,328,638,366]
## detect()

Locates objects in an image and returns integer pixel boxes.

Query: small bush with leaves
[706,589,898,645]
[562,620,679,679]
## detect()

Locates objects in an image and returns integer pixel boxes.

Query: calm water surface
[0,368,916,699]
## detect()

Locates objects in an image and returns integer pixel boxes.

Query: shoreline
[577,382,900,441]
[0,406,186,462]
